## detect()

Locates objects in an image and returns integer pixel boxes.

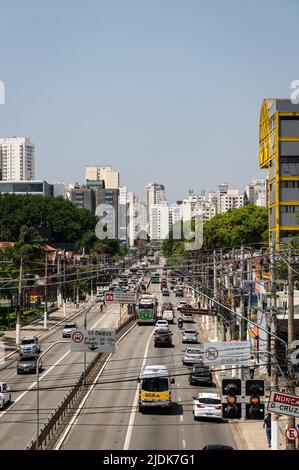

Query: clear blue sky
[0,0,298,201]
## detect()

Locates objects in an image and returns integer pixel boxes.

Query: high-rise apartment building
[149,201,169,241]
[245,179,267,206]
[0,137,35,181]
[146,183,166,231]
[85,165,119,189]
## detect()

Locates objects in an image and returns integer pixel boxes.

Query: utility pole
[213,250,219,341]
[76,260,79,308]
[56,252,62,307]
[16,256,23,345]
[44,252,48,329]
[287,242,295,450]
[63,256,67,317]
[220,248,226,341]
[270,240,279,450]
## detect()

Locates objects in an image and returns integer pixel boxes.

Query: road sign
[180,307,200,314]
[203,341,251,366]
[105,291,137,304]
[267,391,299,418]
[285,426,298,441]
[71,329,116,353]
[105,292,114,302]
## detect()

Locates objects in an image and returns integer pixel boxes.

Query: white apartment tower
[0,137,35,181]
[85,165,119,189]
[147,183,166,231]
[149,201,169,241]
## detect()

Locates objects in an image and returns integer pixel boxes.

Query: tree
[243,192,250,205]
[203,204,268,249]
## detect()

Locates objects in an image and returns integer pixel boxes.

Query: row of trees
[161,205,269,256]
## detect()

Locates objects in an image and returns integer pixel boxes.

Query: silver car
[19,336,41,356]
[182,347,203,366]
[182,329,198,343]
[62,322,78,338]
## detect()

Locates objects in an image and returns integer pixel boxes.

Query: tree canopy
[203,204,268,249]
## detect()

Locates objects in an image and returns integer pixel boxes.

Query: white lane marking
[178,396,181,402]
[0,350,70,419]
[180,415,183,422]
[182,439,186,448]
[177,381,180,386]
[0,308,114,420]
[55,320,137,450]
[123,328,153,450]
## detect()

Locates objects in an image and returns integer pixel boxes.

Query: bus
[137,294,158,324]
[150,273,160,284]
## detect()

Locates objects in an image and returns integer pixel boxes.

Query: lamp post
[36,341,69,450]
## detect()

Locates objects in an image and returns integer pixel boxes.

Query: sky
[0,0,298,202]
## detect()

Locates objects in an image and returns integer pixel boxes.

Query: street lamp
[36,341,69,450]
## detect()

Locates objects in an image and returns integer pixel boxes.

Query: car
[175,288,184,297]
[182,329,198,343]
[154,328,173,347]
[182,313,194,323]
[0,382,11,409]
[162,310,174,324]
[62,322,78,338]
[161,288,170,296]
[162,302,174,311]
[96,293,104,302]
[189,365,213,386]
[192,393,222,420]
[177,300,187,311]
[183,347,203,365]
[17,355,42,374]
[19,336,41,356]
[155,319,169,329]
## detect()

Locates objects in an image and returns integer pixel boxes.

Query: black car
[17,355,42,374]
[154,328,173,347]
[202,445,234,451]
[189,365,213,386]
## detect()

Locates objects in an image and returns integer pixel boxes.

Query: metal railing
[25,314,136,450]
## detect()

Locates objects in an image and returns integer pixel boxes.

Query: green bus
[137,294,158,324]
[150,273,160,284]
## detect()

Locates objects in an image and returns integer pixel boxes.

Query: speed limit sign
[285,426,298,441]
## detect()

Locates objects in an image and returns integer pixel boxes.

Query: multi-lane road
[0,302,124,449]
[58,285,237,450]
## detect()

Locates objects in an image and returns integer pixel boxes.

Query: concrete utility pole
[56,252,62,307]
[44,252,48,329]
[76,260,79,308]
[63,256,67,317]
[220,248,226,341]
[287,243,295,451]
[213,250,219,341]
[270,241,279,450]
[16,256,23,345]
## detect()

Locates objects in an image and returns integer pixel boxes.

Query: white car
[62,322,78,338]
[155,319,169,330]
[192,392,222,420]
[177,300,187,311]
[182,329,198,343]
[0,382,11,409]
[162,310,174,324]
[183,347,203,365]
[182,313,194,323]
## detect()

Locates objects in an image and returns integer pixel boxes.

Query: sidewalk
[0,302,88,359]
[185,293,286,450]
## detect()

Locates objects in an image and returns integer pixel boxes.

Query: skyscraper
[0,137,35,181]
[146,183,166,231]
[85,165,119,189]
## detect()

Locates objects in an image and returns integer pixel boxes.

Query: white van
[162,310,174,324]
[138,365,175,412]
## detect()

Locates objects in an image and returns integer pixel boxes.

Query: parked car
[17,355,42,374]
[182,347,203,365]
[62,322,78,338]
[19,336,41,356]
[182,313,194,323]
[192,392,222,420]
[0,382,11,409]
[154,328,173,347]
[189,365,213,386]
[182,329,198,343]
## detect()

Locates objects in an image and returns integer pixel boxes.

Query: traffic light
[221,379,242,419]
[245,379,265,420]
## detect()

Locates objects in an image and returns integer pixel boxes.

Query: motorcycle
[178,319,183,329]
